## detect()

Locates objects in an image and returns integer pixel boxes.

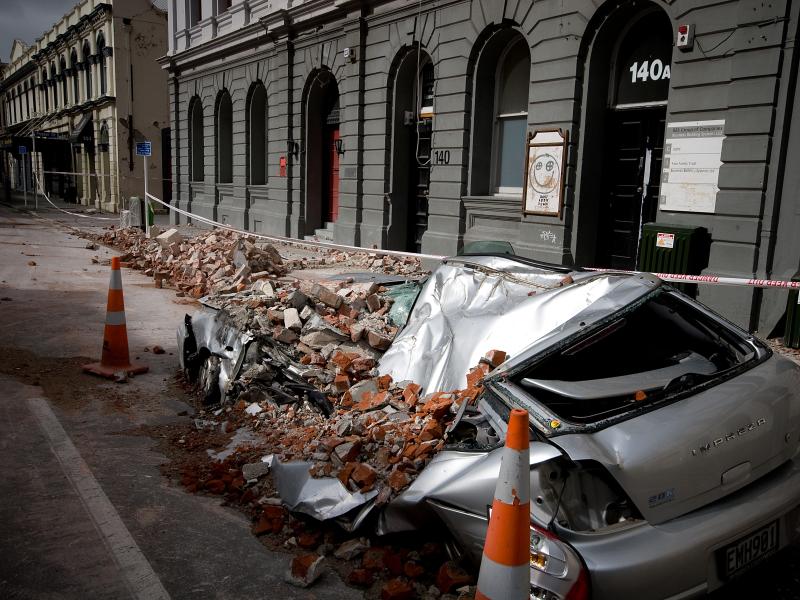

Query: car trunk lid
[548,356,800,524]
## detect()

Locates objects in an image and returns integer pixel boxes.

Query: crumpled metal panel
[183,305,252,399]
[378,256,657,393]
[271,459,378,521]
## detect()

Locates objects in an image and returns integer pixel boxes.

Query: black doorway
[596,107,665,268]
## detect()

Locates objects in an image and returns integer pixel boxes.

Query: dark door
[326,127,340,223]
[407,117,431,253]
[596,107,665,269]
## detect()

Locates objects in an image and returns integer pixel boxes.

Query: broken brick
[484,349,507,368]
[350,463,378,489]
[436,561,473,593]
[380,578,414,600]
[346,568,374,587]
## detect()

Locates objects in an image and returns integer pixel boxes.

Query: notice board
[659,120,724,213]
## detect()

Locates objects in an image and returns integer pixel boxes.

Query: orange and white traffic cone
[83,256,148,379]
[475,408,530,600]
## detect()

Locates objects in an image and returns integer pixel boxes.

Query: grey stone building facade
[163,0,800,334]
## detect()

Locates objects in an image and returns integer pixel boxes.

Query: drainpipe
[752,4,800,331]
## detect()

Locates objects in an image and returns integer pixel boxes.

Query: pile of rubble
[232,349,506,505]
[94,225,426,299]
[96,227,287,298]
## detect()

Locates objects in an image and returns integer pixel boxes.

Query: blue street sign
[18,146,27,155]
[136,141,152,157]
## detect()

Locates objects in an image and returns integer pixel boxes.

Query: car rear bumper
[564,456,800,600]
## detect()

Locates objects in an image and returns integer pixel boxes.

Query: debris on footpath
[93,226,426,299]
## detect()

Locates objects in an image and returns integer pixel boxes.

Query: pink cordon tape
[587,268,800,291]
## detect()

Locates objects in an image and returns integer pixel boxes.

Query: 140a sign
[628,59,671,83]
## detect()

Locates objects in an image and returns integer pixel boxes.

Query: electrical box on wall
[676,24,695,51]
[343,47,357,63]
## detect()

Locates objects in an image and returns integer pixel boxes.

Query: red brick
[350,463,378,490]
[291,552,321,580]
[205,479,226,494]
[419,420,443,442]
[377,374,393,390]
[484,349,507,368]
[297,530,322,549]
[334,374,351,392]
[387,468,410,491]
[404,561,425,579]
[346,568,374,587]
[436,561,473,593]
[337,462,357,487]
[380,578,414,600]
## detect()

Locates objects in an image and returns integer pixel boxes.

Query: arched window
[215,90,233,184]
[493,38,529,193]
[470,30,530,195]
[50,64,58,109]
[71,49,79,103]
[83,41,92,100]
[32,75,37,112]
[60,56,68,105]
[42,70,49,111]
[24,80,30,118]
[247,83,267,185]
[189,97,204,181]
[97,33,107,95]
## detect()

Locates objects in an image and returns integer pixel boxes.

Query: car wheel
[198,355,222,405]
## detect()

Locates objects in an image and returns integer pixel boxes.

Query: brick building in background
[161,0,800,335]
[0,0,169,212]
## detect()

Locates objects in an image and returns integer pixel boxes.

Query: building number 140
[629,59,671,83]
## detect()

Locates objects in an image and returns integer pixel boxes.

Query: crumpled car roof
[378,255,660,393]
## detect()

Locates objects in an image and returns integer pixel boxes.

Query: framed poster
[522,129,568,218]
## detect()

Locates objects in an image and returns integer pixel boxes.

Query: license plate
[719,520,779,579]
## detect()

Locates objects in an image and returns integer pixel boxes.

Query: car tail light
[530,523,590,600]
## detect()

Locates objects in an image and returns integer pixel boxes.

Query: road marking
[27,394,171,600]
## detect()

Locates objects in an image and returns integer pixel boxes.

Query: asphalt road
[0,204,358,600]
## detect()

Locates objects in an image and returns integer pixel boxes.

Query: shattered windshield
[513,290,762,424]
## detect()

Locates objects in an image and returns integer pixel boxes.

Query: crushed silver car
[178,255,800,600]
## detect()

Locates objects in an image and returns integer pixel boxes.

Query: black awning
[69,113,93,143]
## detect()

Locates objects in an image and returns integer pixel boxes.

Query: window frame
[247,83,268,186]
[489,38,530,197]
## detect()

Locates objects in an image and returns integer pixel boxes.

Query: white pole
[22,155,27,207]
[143,153,149,237]
[31,132,38,211]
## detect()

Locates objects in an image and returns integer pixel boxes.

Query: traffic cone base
[82,360,149,379]
[82,256,148,379]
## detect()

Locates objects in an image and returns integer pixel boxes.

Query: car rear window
[514,291,760,424]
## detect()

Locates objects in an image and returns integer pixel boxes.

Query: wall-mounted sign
[659,120,725,213]
[522,129,568,218]
[135,141,152,157]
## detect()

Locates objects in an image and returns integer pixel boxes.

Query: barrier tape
[144,191,800,292]
[144,191,448,262]
[32,171,119,221]
[41,169,173,182]
[587,267,800,291]
[42,170,112,178]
